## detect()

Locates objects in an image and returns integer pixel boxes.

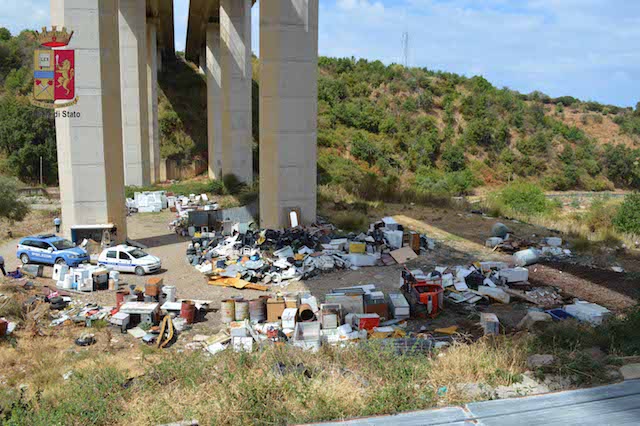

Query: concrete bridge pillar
[146,19,160,183]
[50,0,127,240]
[259,0,319,228]
[119,0,150,187]
[220,0,253,183]
[206,21,223,180]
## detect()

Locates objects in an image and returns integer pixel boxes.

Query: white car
[98,245,161,276]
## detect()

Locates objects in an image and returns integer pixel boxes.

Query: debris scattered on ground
[186,216,433,288]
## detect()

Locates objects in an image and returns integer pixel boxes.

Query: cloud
[2,0,636,106]
[0,0,48,36]
[316,0,639,106]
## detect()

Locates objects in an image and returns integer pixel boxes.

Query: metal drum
[221,299,236,323]
[235,299,250,321]
[249,299,267,323]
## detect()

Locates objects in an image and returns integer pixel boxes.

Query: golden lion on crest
[56,59,74,95]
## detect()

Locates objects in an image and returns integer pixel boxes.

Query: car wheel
[55,258,67,266]
[135,266,145,276]
[20,254,30,264]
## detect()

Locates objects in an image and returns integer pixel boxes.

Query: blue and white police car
[17,234,90,267]
[97,245,162,276]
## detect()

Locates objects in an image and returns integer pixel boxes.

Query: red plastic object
[355,314,380,330]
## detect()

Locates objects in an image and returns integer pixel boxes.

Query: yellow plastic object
[434,325,458,335]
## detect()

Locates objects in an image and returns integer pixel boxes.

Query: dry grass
[0,330,534,425]
[428,336,529,404]
[0,208,60,243]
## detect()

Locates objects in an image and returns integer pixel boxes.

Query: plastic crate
[546,308,574,321]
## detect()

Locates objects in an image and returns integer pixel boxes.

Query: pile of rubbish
[1,275,214,348]
[188,217,433,288]
[128,191,219,215]
[190,284,451,355]
[486,222,572,265]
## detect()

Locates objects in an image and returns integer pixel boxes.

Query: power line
[401,30,409,67]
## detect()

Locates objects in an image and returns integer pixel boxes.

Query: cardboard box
[267,299,286,322]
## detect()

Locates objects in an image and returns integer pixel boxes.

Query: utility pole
[40,156,43,186]
[401,31,409,68]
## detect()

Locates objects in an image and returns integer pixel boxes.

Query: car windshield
[128,249,148,259]
[51,240,75,250]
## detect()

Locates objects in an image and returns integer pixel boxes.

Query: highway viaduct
[51,0,318,239]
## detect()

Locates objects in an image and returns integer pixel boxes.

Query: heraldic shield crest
[31,26,78,109]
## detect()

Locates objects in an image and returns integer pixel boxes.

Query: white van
[97,245,161,276]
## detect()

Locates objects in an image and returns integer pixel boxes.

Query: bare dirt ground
[1,205,638,338]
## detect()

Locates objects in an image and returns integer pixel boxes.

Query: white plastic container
[513,248,540,266]
[63,275,74,290]
[282,308,298,329]
[485,237,503,247]
[163,286,177,303]
[388,293,410,319]
[565,301,611,325]
[293,322,321,351]
[499,267,529,283]
[545,237,563,247]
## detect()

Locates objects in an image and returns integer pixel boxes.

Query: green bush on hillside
[490,182,552,216]
[613,193,640,235]
[441,143,466,172]
[413,167,479,196]
[0,175,29,221]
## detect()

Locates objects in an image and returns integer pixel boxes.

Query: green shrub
[414,167,479,196]
[0,176,29,222]
[408,131,438,170]
[330,211,369,232]
[489,182,552,216]
[462,119,494,147]
[402,97,418,113]
[350,132,381,166]
[417,91,434,112]
[318,76,348,106]
[581,196,618,232]
[613,193,640,234]
[333,99,384,133]
[441,143,466,172]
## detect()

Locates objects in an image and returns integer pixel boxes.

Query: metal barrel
[249,298,267,323]
[180,300,196,324]
[235,299,250,321]
[298,303,316,322]
[221,299,236,323]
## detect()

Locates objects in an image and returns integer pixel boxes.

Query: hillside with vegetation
[314,57,640,202]
[1,26,640,200]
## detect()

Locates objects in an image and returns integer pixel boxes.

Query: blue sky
[2,0,638,107]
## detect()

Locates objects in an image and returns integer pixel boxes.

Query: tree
[0,27,10,41]
[613,193,640,235]
[441,143,466,172]
[0,176,29,222]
